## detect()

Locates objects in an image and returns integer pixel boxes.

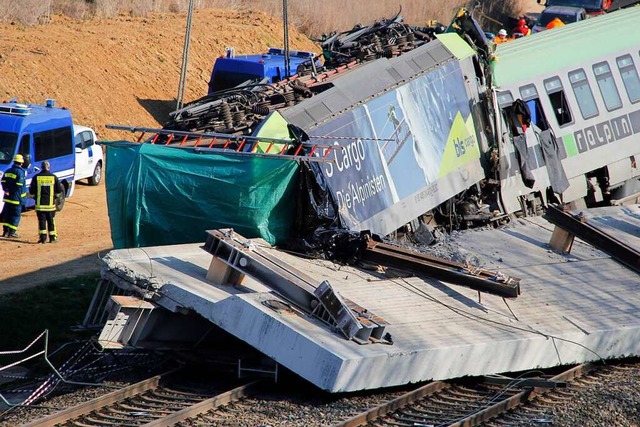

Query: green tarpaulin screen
[104,141,300,249]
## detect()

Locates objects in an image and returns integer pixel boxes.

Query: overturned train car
[281,32,494,236]
[105,12,497,247]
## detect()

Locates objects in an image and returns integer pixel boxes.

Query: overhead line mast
[176,0,194,110]
[283,0,290,78]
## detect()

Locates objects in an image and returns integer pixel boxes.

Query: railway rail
[23,372,260,427]
[9,359,640,426]
[335,360,638,426]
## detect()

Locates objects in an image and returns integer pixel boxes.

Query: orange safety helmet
[546,17,565,29]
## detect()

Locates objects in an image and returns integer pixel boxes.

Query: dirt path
[0,179,111,295]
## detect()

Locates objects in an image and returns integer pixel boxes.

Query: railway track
[335,361,637,426]
[12,359,640,426]
[23,372,260,427]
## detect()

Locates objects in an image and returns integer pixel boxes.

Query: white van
[73,125,103,185]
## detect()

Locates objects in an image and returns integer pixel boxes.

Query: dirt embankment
[0,9,318,140]
[0,9,318,294]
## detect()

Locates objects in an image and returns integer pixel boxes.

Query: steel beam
[202,229,389,344]
[203,229,318,312]
[361,235,521,298]
[543,205,640,275]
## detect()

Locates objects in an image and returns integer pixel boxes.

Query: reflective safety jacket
[1,164,26,205]
[29,170,62,212]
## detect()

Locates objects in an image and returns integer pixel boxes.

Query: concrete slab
[99,206,640,392]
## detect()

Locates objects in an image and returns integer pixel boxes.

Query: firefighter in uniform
[29,160,62,243]
[1,154,27,238]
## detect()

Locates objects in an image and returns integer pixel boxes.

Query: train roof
[491,6,640,88]
[283,36,460,130]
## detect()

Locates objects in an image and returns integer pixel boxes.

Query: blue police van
[0,99,76,211]
[208,47,319,94]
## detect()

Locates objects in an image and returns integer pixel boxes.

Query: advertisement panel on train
[312,61,485,235]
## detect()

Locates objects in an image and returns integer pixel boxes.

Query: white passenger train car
[491,7,640,215]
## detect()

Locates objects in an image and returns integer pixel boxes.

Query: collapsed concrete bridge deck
[93,205,640,392]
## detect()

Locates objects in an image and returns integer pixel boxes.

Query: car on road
[73,125,103,185]
[532,5,587,32]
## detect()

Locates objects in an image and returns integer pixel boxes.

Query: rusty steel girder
[361,235,521,298]
[543,204,640,275]
[203,229,390,344]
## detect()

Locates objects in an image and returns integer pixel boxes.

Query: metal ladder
[106,124,341,163]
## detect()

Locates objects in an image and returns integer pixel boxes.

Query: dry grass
[0,0,52,25]
[239,0,467,36]
[0,0,527,36]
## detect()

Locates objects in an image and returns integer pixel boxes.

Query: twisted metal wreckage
[164,12,453,136]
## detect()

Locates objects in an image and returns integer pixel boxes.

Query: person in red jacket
[513,18,531,37]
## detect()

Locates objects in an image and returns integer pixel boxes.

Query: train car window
[543,77,573,126]
[593,62,622,111]
[519,85,537,101]
[18,134,31,167]
[616,54,640,103]
[472,55,484,86]
[496,91,514,108]
[568,69,598,120]
[519,84,550,131]
[497,91,527,136]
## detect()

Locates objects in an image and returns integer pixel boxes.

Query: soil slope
[0,9,318,140]
[0,9,318,293]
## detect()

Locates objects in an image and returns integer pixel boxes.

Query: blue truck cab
[208,47,318,94]
[0,99,75,211]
